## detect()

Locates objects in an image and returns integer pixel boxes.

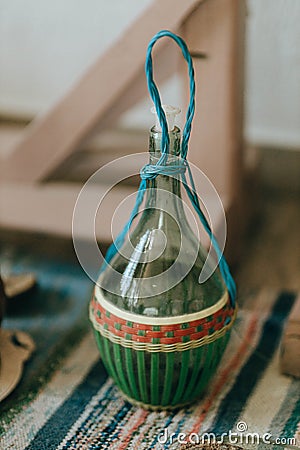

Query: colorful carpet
[0,239,299,449]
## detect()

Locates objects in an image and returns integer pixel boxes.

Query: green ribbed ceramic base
[92,329,231,409]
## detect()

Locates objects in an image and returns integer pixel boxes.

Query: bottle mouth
[151,104,181,131]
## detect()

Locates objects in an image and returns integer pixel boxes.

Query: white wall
[0,0,152,115]
[245,0,300,149]
[0,0,299,148]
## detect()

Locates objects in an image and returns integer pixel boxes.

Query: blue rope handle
[145,30,195,159]
[101,30,236,307]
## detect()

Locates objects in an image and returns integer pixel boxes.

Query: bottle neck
[145,126,183,212]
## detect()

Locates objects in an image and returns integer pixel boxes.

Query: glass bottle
[90,106,234,409]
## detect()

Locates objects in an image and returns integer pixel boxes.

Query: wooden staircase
[0,0,248,262]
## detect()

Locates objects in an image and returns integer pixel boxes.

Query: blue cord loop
[101,30,237,308]
[145,30,195,159]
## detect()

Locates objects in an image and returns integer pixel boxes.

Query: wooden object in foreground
[2,273,36,298]
[280,296,300,378]
[0,330,35,402]
[0,275,5,325]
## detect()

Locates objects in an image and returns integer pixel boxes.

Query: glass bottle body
[99,125,226,316]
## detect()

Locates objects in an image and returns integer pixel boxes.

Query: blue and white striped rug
[0,244,299,449]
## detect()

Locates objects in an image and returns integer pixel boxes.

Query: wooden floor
[236,189,300,305]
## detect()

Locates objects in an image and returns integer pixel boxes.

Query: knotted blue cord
[140,159,187,180]
[101,30,236,307]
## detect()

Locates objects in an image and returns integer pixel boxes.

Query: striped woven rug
[0,243,299,449]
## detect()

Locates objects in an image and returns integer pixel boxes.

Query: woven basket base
[120,390,198,411]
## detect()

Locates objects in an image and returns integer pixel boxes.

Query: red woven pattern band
[91,296,234,345]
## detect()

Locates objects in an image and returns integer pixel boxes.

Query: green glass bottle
[90,106,235,409]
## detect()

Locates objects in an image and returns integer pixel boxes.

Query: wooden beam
[0,182,135,242]
[1,0,203,183]
[0,182,231,257]
[181,0,246,199]
[87,39,181,138]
